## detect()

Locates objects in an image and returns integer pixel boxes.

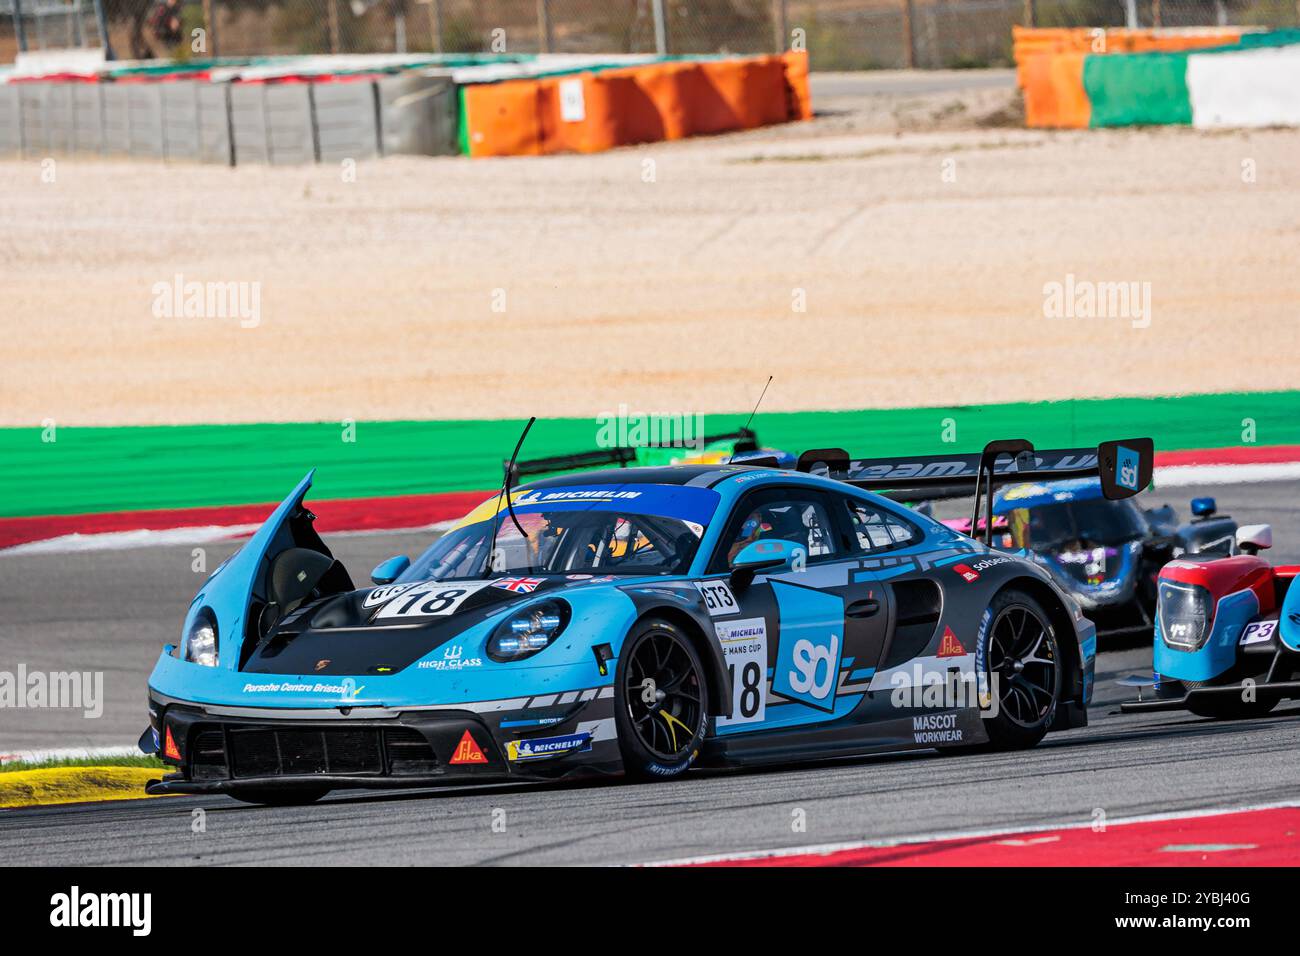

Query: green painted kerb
[1083,29,1300,129]
[1,391,1297,519]
[1085,51,1192,127]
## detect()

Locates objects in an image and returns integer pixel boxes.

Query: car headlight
[1158,580,1212,650]
[184,608,219,666]
[487,600,570,663]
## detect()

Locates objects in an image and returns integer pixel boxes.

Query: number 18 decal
[695,579,738,617]
[374,581,490,619]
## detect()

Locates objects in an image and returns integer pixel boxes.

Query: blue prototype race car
[984,479,1239,637]
[141,436,1152,804]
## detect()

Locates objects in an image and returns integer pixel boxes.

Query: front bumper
[145,689,622,795]
[1120,679,1300,713]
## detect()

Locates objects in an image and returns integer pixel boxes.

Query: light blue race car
[141,438,1149,805]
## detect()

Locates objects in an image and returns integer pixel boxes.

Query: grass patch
[0,754,165,775]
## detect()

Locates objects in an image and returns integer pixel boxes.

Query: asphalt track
[0,481,1296,865]
[809,69,1016,99]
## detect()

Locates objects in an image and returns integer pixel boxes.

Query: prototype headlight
[1158,580,1212,650]
[184,608,219,667]
[487,600,570,663]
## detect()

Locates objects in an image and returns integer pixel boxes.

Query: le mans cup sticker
[716,618,767,728]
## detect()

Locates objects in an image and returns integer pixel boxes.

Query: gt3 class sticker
[363,582,419,607]
[373,581,491,619]
[695,580,738,617]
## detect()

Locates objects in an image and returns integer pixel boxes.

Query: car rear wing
[505,427,760,482]
[796,438,1154,546]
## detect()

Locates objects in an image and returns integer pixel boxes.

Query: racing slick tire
[978,588,1063,751]
[615,618,709,782]
[1184,682,1278,720]
[228,786,331,806]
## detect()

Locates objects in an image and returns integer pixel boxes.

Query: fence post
[328,0,341,53]
[202,0,219,56]
[771,0,787,52]
[12,0,27,53]
[92,0,113,58]
[652,0,668,54]
[1023,0,1036,28]
[537,0,553,53]
[901,0,917,68]
[426,0,443,53]
[1152,0,1161,27]
[1124,0,1138,28]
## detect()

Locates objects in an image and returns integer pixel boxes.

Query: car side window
[842,498,920,554]
[713,490,841,571]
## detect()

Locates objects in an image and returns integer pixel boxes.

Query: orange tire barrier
[1020,50,1090,129]
[463,79,545,156]
[782,50,813,121]
[463,52,810,158]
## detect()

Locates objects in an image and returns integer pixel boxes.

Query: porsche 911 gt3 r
[141,437,1151,804]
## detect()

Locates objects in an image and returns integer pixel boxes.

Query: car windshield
[399,484,718,582]
[1006,498,1146,551]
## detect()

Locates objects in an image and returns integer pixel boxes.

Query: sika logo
[450,730,488,765]
[936,627,966,658]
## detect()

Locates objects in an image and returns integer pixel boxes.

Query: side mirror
[371,555,411,585]
[1235,524,1272,556]
[1191,497,1217,518]
[729,539,806,590]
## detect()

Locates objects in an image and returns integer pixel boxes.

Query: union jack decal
[493,576,544,593]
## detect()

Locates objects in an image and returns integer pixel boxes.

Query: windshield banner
[459,484,720,528]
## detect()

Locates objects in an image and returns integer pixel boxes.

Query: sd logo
[771,581,844,713]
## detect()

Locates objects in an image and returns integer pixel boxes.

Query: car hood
[242,574,645,676]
